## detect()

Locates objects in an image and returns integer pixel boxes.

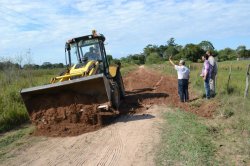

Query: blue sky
[0,0,250,65]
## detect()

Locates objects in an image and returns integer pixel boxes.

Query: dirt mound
[120,66,218,117]
[28,92,103,137]
[32,104,100,137]
[30,66,217,137]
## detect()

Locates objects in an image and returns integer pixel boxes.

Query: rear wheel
[111,82,120,109]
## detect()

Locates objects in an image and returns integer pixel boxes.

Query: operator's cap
[179,59,185,65]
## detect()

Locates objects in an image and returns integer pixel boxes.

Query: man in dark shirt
[84,47,99,60]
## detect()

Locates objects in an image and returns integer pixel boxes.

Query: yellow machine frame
[51,60,100,83]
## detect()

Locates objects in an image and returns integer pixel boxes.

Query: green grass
[0,125,35,161]
[205,96,250,165]
[154,100,250,165]
[120,63,138,75]
[156,109,216,165]
[190,61,250,97]
[148,60,250,165]
[0,127,29,148]
[148,60,250,98]
[0,68,63,133]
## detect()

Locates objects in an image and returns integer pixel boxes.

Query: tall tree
[163,37,179,59]
[163,46,178,60]
[183,44,204,62]
[198,41,214,52]
[158,45,168,58]
[218,48,236,61]
[143,44,158,57]
[236,45,247,58]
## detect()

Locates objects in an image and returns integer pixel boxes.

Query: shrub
[146,53,163,64]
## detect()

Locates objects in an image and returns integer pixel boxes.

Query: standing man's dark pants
[178,79,189,102]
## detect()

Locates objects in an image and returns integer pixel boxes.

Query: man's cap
[179,59,185,65]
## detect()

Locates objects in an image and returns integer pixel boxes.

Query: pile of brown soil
[121,66,218,117]
[31,104,100,136]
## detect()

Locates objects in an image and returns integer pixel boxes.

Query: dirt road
[3,106,163,166]
[2,66,217,166]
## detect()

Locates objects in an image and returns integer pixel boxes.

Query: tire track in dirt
[58,130,111,165]
[96,125,123,166]
[50,137,89,165]
[71,131,106,165]
[17,138,66,165]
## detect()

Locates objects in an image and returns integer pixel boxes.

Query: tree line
[0,61,64,71]
[110,38,250,65]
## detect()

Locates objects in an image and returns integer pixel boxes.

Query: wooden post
[244,64,250,98]
[227,63,232,93]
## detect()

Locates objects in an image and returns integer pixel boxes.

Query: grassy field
[150,60,250,98]
[149,60,250,165]
[0,68,63,132]
[156,109,216,165]
[190,60,250,97]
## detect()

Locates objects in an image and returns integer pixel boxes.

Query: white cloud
[0,0,250,64]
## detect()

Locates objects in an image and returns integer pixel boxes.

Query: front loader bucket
[20,74,111,116]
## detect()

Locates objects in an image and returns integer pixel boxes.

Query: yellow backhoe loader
[20,31,125,126]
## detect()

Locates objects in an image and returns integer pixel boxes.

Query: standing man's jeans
[204,78,210,99]
[209,74,216,97]
[178,79,189,102]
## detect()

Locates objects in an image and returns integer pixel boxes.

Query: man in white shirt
[169,57,190,102]
[206,51,218,97]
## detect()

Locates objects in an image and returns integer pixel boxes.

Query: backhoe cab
[51,34,109,83]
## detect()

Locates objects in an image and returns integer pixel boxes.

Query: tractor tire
[115,70,126,99]
[111,82,120,109]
